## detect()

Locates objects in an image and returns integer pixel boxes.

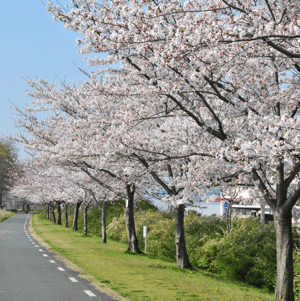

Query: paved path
[0,213,117,301]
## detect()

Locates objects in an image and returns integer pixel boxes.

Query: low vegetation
[0,209,15,223]
[32,212,273,301]
[107,210,282,291]
[42,201,300,297]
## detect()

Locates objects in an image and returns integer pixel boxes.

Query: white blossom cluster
[11,0,300,214]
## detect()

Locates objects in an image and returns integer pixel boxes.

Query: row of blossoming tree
[9,0,300,299]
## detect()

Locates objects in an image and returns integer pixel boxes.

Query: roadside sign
[224,202,229,211]
[143,226,147,238]
[143,226,148,253]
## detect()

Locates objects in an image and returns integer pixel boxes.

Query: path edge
[0,212,17,225]
[28,214,129,301]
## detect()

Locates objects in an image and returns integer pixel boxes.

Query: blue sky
[0,0,105,157]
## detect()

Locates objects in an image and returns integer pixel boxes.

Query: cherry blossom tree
[44,1,300,298]
[12,75,152,253]
[17,73,215,266]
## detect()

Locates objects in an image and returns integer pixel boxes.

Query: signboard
[143,226,148,253]
[143,226,147,238]
[224,202,229,211]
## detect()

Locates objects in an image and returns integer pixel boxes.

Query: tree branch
[132,153,174,195]
[264,0,276,22]
[282,184,300,213]
[285,161,300,188]
[266,40,300,58]
[252,168,275,210]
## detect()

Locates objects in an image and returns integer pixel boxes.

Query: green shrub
[107,210,226,263]
[80,199,155,237]
[134,210,166,249]
[39,201,300,293]
[185,213,227,268]
[106,200,157,242]
[294,250,300,299]
[106,199,126,226]
[106,209,175,259]
[197,218,277,291]
[107,214,127,242]
[142,216,175,260]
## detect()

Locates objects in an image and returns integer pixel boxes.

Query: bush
[40,201,300,293]
[185,213,227,267]
[107,210,227,263]
[107,212,280,291]
[107,214,127,242]
[137,211,176,260]
[134,211,167,248]
[106,200,157,242]
[74,199,154,237]
[197,218,277,291]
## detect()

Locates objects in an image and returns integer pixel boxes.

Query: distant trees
[0,141,20,208]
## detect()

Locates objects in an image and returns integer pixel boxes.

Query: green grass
[0,209,15,223]
[32,213,273,301]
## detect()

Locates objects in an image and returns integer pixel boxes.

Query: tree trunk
[49,203,53,222]
[125,184,142,253]
[72,201,81,231]
[274,210,294,301]
[52,203,56,224]
[84,206,88,235]
[174,204,192,269]
[64,203,68,227]
[226,204,232,233]
[46,203,50,220]
[260,200,266,224]
[56,201,62,225]
[102,201,107,243]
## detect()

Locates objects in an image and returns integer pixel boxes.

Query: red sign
[215,198,232,202]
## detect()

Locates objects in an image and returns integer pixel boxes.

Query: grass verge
[0,209,16,223]
[31,213,273,301]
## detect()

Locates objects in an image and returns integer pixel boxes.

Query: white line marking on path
[57,267,65,271]
[35,245,39,247]
[84,290,96,297]
[39,249,43,251]
[49,260,55,263]
[32,242,36,244]
[69,277,78,282]
[23,214,29,232]
[43,254,48,257]
[30,239,33,241]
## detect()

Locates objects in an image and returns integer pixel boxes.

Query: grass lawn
[31,213,273,301]
[0,209,15,223]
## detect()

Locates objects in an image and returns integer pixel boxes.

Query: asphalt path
[0,213,117,301]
